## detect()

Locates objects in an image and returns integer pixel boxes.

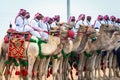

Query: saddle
[8,37,26,59]
[4,29,32,43]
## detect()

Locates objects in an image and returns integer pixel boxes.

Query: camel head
[60,25,69,40]
[48,35,60,45]
[99,24,119,33]
[63,38,73,54]
[77,25,87,33]
[88,26,100,43]
[99,24,120,38]
[87,26,100,37]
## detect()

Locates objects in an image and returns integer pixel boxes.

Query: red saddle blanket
[8,37,26,58]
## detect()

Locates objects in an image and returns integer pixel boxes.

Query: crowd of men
[13,9,120,40]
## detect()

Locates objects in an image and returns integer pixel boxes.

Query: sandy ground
[2,67,120,80]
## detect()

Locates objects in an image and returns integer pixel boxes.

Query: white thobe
[94,20,104,31]
[85,20,92,26]
[39,21,49,40]
[15,15,25,32]
[29,19,43,38]
[73,20,84,33]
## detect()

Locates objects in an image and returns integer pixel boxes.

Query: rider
[30,13,44,38]
[85,16,92,26]
[24,12,30,25]
[103,15,110,25]
[93,15,104,31]
[20,11,42,39]
[15,9,26,32]
[115,18,120,26]
[68,16,76,29]
[40,17,53,40]
[110,16,116,25]
[74,14,85,33]
[43,17,53,32]
[51,15,60,27]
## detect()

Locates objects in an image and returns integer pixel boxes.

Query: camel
[47,24,74,80]
[98,24,120,79]
[0,36,40,80]
[77,25,101,80]
[82,24,118,80]
[46,24,75,80]
[31,31,61,80]
[46,25,74,80]
[102,29,120,79]
[31,26,71,79]
[0,33,60,80]
[58,24,99,80]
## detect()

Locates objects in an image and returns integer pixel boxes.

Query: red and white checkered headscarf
[68,16,75,24]
[18,9,26,15]
[43,17,50,23]
[110,16,116,21]
[97,15,103,20]
[103,15,109,20]
[15,9,26,24]
[34,13,43,19]
[76,14,85,22]
[54,15,60,21]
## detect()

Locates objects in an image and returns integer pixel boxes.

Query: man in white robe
[15,9,26,32]
[93,15,104,31]
[73,14,85,33]
[85,16,92,26]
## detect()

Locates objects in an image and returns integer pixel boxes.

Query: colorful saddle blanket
[8,37,26,58]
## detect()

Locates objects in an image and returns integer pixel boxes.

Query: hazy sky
[0,0,120,38]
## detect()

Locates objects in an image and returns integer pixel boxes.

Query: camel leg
[0,57,6,80]
[109,53,114,78]
[52,58,61,80]
[102,52,109,79]
[68,62,74,80]
[4,57,15,80]
[78,53,84,80]
[9,63,15,79]
[84,55,89,80]
[115,67,120,78]
[62,57,65,80]
[58,57,63,80]
[32,56,40,80]
[98,55,102,79]
[95,55,99,79]
[85,54,96,80]
[67,60,71,80]
[90,54,97,80]
[27,54,37,80]
[62,58,68,80]
[53,57,63,80]
[4,62,12,80]
[38,57,46,80]
[85,58,90,80]
[42,57,51,80]
[112,55,119,78]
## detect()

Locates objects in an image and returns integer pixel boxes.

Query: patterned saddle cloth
[8,37,26,59]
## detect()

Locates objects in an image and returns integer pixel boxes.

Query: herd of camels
[0,23,120,80]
